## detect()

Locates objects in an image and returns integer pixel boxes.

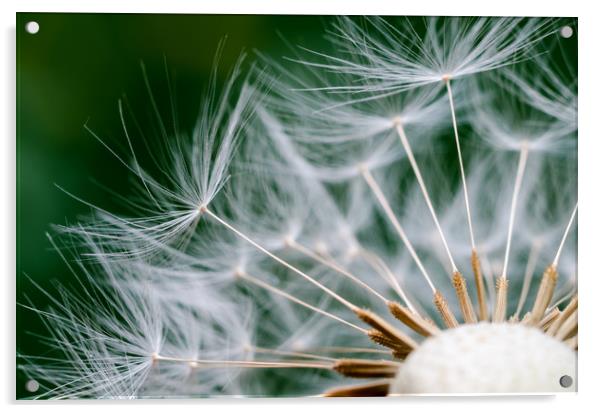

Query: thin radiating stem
[394,121,457,272]
[553,203,578,267]
[514,240,542,317]
[528,204,578,325]
[355,248,417,313]
[495,145,529,322]
[154,354,333,370]
[239,271,367,334]
[480,253,497,315]
[251,347,337,362]
[550,279,576,309]
[202,207,358,311]
[304,346,391,355]
[445,79,476,250]
[359,166,436,293]
[501,145,530,279]
[287,239,388,304]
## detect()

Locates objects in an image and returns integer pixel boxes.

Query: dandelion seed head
[22,16,578,398]
[391,323,575,393]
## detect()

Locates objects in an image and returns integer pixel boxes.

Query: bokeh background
[16,13,334,398]
[16,13,577,399]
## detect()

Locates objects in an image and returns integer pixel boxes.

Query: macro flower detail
[19,15,577,398]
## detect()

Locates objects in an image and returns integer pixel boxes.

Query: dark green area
[16,13,330,398]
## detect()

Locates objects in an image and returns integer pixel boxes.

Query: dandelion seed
[58,51,262,260]
[297,17,555,94]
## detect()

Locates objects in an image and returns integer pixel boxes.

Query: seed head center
[390,322,576,394]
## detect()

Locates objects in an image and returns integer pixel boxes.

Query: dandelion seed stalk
[444,78,477,250]
[359,165,436,293]
[393,120,457,272]
[201,207,359,312]
[238,270,367,333]
[286,238,389,304]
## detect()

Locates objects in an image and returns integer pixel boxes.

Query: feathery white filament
[287,240,388,304]
[501,145,530,279]
[240,271,367,333]
[356,249,416,312]
[395,122,457,272]
[514,241,542,317]
[306,346,391,355]
[299,17,554,95]
[252,347,337,362]
[203,207,358,311]
[479,253,497,312]
[118,100,161,211]
[445,79,476,250]
[360,166,436,293]
[154,355,332,370]
[553,203,578,268]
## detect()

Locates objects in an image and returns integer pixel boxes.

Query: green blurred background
[16,13,332,398]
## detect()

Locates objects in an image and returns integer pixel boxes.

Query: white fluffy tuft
[391,322,576,394]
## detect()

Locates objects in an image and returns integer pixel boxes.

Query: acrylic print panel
[16,13,578,399]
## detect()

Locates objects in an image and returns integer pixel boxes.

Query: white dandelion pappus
[469,74,577,155]
[465,72,576,321]
[21,235,282,398]
[512,184,576,319]
[501,39,577,131]
[20,238,164,399]
[282,24,472,291]
[58,52,262,260]
[295,17,561,310]
[262,71,456,307]
[254,107,406,184]
[253,105,422,309]
[299,16,555,94]
[263,55,450,142]
[251,105,369,257]
[220,163,391,309]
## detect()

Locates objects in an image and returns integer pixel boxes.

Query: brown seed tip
[387,301,439,337]
[367,330,401,351]
[539,307,561,331]
[433,291,459,328]
[547,295,577,336]
[322,380,391,397]
[333,359,400,378]
[493,277,509,323]
[529,265,559,325]
[554,310,577,341]
[356,308,418,352]
[471,249,489,321]
[452,271,477,324]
